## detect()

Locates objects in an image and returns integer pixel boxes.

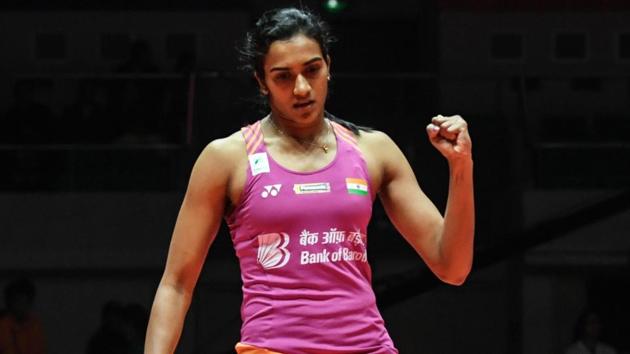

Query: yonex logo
[261,184,282,198]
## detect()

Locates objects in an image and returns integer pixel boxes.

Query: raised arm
[145,137,237,354]
[373,115,474,285]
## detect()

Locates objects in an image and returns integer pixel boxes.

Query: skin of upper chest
[225,128,387,211]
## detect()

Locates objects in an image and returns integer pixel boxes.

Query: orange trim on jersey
[248,131,264,155]
[331,121,358,147]
[246,121,261,144]
[242,124,255,140]
[331,121,356,142]
[235,342,284,354]
[245,121,263,154]
[248,121,264,154]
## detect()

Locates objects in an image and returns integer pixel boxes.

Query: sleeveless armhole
[330,121,377,201]
[226,121,264,222]
[329,121,358,149]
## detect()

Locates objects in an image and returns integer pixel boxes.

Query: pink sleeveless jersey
[226,119,399,354]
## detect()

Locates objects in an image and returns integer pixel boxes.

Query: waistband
[235,342,284,354]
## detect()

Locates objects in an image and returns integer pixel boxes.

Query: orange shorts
[235,342,284,354]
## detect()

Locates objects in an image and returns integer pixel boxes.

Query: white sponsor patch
[293,182,331,194]
[249,152,270,176]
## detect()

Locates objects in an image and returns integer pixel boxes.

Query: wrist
[448,156,473,171]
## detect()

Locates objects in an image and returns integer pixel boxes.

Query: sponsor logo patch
[257,232,291,269]
[261,184,282,198]
[293,182,331,194]
[249,152,270,176]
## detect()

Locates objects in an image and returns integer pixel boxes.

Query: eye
[273,72,291,82]
[305,65,321,76]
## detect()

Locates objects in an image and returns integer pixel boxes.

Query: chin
[285,109,320,125]
[302,105,325,120]
[273,105,324,126]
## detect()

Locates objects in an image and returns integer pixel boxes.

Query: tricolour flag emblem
[346,178,369,196]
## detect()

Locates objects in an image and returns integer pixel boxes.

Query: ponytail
[324,111,372,136]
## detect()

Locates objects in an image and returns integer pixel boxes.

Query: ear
[254,72,268,95]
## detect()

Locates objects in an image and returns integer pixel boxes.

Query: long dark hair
[237,7,371,135]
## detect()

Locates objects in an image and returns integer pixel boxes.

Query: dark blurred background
[1,0,629,353]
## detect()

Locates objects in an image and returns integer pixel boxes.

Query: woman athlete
[145,7,474,354]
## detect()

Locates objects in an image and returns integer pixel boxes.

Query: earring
[261,89,268,95]
[327,75,331,81]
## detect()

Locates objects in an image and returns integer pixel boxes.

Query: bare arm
[374,115,474,285]
[145,138,236,353]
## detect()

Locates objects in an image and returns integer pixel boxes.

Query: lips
[293,100,315,109]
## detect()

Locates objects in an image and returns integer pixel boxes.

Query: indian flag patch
[346,178,369,196]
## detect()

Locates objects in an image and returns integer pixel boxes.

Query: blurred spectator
[0,277,46,354]
[86,300,130,354]
[565,307,618,354]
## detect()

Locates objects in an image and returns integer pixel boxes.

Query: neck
[267,113,332,154]
[268,112,327,141]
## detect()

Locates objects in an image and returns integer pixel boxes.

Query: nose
[293,74,311,97]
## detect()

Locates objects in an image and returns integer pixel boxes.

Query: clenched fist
[426,114,472,163]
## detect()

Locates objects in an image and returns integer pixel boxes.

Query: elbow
[440,272,469,286]
[161,279,192,296]
[435,262,472,286]
[160,271,196,298]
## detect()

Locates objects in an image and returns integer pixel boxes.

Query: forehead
[264,34,323,70]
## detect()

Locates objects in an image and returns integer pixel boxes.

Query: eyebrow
[269,57,323,73]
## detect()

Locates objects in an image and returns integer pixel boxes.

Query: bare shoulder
[201,131,245,161]
[355,129,400,193]
[356,128,399,161]
[189,131,246,189]
[207,132,245,159]
[192,130,250,209]
[357,128,394,145]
